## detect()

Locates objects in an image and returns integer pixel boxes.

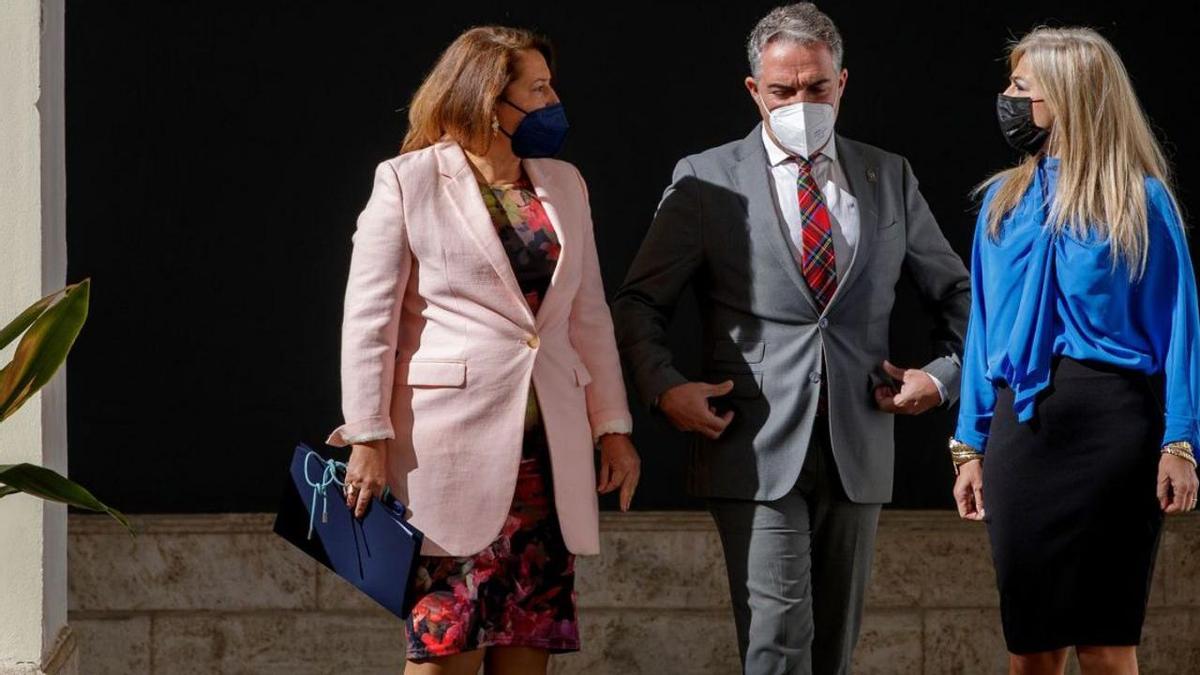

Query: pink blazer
[327,141,632,557]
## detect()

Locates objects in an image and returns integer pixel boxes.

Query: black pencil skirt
[984,356,1165,654]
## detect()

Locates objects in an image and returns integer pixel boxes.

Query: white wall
[0,0,70,671]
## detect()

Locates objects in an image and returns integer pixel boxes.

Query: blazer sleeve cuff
[641,367,690,410]
[921,355,962,406]
[927,373,949,404]
[589,407,633,438]
[326,416,395,447]
[591,416,633,444]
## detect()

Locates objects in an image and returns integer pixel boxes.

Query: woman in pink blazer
[325,25,641,675]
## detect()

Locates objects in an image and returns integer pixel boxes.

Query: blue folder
[273,443,424,619]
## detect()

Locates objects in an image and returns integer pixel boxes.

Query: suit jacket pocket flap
[398,360,467,387]
[876,218,902,241]
[573,362,593,387]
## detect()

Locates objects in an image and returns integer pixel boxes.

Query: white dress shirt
[760,128,947,403]
[762,126,859,282]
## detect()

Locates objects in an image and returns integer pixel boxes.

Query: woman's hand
[597,434,641,512]
[1158,453,1199,514]
[345,440,390,519]
[953,459,985,521]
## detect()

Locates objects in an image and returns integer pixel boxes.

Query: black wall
[65,1,1200,513]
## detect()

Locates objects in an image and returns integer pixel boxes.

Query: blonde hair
[976,27,1180,279]
[401,26,553,155]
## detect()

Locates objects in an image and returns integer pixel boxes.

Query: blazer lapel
[826,135,881,311]
[732,125,819,314]
[435,143,535,328]
[522,160,570,331]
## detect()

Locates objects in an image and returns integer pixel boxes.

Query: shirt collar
[761,125,838,167]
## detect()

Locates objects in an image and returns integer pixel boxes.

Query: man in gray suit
[612,4,970,674]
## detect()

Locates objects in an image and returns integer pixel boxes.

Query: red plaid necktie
[797,156,837,310]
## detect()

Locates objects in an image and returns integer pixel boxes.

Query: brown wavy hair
[400,26,554,155]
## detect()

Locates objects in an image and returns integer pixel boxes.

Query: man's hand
[874,360,941,415]
[659,381,736,440]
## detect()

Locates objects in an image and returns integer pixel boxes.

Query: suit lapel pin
[866,168,878,183]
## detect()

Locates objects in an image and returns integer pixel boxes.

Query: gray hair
[747,3,844,77]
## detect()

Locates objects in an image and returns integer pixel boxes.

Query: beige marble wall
[0,0,69,671]
[67,512,1200,674]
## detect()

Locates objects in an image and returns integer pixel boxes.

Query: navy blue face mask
[498,99,569,158]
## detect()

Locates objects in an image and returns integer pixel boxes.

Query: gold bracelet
[1162,441,1197,468]
[948,437,981,456]
[948,437,984,474]
[1164,441,1194,455]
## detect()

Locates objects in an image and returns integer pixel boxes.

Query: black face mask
[996,94,1049,155]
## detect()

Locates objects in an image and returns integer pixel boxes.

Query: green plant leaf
[0,463,132,533]
[0,291,58,352]
[0,280,90,422]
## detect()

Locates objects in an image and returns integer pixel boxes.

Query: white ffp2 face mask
[767,101,836,159]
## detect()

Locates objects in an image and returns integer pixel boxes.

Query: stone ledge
[69,512,276,536]
[69,509,1200,533]
[62,507,1200,675]
[68,511,1200,615]
[72,608,1200,674]
[67,510,722,535]
[68,528,315,613]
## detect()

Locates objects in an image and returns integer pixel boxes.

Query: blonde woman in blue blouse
[951,27,1200,675]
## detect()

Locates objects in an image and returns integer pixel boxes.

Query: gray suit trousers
[708,416,881,675]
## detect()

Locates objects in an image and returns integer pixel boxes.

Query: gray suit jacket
[612,125,970,504]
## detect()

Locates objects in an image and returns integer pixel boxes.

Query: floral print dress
[404,174,580,660]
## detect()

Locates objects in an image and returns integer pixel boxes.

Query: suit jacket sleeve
[567,167,634,439]
[326,160,411,447]
[899,157,971,405]
[611,158,704,408]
